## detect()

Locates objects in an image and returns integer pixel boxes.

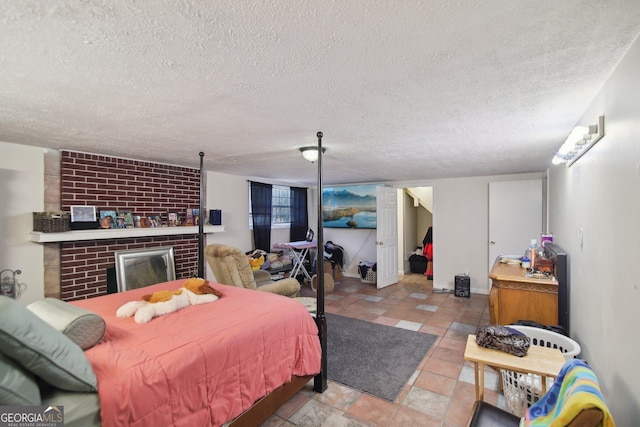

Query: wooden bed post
[198,151,205,278]
[313,131,328,393]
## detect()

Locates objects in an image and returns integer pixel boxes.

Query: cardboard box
[324,261,343,280]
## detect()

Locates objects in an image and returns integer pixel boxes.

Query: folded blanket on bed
[525,359,614,426]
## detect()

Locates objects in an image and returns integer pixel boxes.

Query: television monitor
[544,242,569,333]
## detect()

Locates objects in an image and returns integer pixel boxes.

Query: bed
[79,279,321,426]
[0,279,321,427]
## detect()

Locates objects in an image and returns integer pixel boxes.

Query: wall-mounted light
[552,116,605,166]
[299,146,326,163]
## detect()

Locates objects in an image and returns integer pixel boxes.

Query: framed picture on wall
[322,184,378,229]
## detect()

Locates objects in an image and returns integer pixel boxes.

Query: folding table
[273,240,317,282]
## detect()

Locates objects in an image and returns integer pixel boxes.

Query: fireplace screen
[114,247,176,292]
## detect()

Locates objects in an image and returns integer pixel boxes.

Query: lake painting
[322,184,377,229]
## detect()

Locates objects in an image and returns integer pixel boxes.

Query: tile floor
[260,273,506,427]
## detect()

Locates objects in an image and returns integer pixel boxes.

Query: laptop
[305,228,314,242]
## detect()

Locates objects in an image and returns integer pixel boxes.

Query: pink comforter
[72,280,321,427]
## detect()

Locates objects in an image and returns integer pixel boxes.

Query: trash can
[409,254,427,274]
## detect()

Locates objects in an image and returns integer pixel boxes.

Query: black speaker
[455,274,470,298]
[106,267,118,294]
[209,209,222,225]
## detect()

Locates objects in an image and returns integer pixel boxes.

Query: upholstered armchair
[204,244,301,297]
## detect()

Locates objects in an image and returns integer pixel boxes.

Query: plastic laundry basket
[501,325,581,417]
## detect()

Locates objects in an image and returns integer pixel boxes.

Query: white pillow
[28,298,106,350]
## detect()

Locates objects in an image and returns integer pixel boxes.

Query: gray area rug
[326,313,437,402]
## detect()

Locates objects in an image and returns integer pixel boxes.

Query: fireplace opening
[112,247,176,292]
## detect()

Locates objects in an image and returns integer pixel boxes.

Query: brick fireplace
[52,151,202,301]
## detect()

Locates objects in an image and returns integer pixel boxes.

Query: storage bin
[361,269,377,284]
[33,212,70,233]
[501,325,581,417]
[358,262,377,284]
[409,254,427,274]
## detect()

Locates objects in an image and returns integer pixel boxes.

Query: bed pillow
[0,353,41,405]
[28,298,106,350]
[0,296,97,392]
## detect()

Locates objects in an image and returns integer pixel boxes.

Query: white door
[488,180,543,285]
[376,186,398,289]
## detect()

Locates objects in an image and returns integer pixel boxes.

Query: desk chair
[205,244,300,297]
[468,359,614,427]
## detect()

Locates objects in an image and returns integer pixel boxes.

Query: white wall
[0,141,46,304]
[403,191,418,272]
[548,36,640,424]
[324,227,377,277]
[387,173,543,294]
[204,170,253,256]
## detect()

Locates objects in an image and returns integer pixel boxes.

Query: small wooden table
[463,334,566,401]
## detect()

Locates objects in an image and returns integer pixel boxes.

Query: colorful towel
[525,359,615,426]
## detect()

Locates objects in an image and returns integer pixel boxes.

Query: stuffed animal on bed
[116,278,223,324]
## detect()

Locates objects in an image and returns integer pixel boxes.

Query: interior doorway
[399,186,433,277]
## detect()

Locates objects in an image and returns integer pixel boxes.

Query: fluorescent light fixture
[299,146,326,162]
[552,116,605,166]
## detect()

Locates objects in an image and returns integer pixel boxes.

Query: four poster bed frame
[198,133,327,425]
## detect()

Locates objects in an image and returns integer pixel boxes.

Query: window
[249,184,292,227]
[271,185,291,225]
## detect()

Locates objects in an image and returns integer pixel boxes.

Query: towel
[524,359,615,426]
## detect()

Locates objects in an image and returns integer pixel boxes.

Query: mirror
[114,247,176,292]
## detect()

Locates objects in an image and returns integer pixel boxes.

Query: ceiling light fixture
[299,146,326,162]
[552,116,605,166]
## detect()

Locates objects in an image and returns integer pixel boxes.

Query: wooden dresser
[488,258,558,326]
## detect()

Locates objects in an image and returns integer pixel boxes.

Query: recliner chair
[204,243,300,297]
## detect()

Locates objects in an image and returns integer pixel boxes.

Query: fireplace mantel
[29,225,225,243]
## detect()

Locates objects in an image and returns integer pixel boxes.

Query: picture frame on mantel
[167,211,179,227]
[99,210,117,229]
[69,205,99,230]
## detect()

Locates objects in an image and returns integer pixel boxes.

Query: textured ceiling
[2,1,640,185]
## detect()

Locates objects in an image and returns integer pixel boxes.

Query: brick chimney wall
[59,151,201,301]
